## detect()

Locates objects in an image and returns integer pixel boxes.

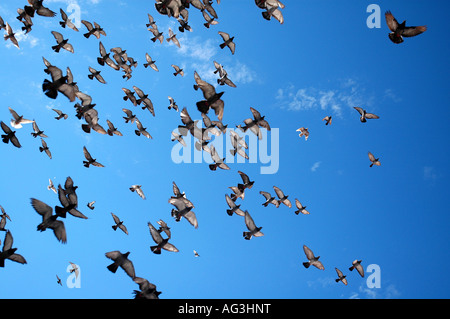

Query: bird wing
[364,112,379,119]
[385,11,400,32]
[402,26,427,37]
[83,146,93,161]
[30,198,53,219]
[148,222,163,244]
[303,245,315,260]
[184,211,198,228]
[162,242,179,252]
[273,186,285,199]
[49,220,67,244]
[244,211,257,231]
[51,30,64,43]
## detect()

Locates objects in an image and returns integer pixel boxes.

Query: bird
[134,119,153,139]
[130,185,146,200]
[51,31,74,53]
[156,219,171,238]
[243,211,264,240]
[229,186,245,201]
[132,277,161,299]
[87,201,95,210]
[69,262,79,278]
[171,182,194,208]
[88,67,106,84]
[63,176,78,209]
[59,8,79,31]
[294,199,310,215]
[178,17,192,32]
[106,120,122,137]
[322,116,332,126]
[0,231,27,268]
[218,31,235,54]
[105,251,136,279]
[385,11,427,44]
[82,146,104,168]
[55,184,88,219]
[122,108,137,124]
[111,213,128,235]
[9,107,34,129]
[171,64,184,77]
[42,64,76,102]
[149,25,164,43]
[147,222,179,254]
[368,151,381,167]
[0,16,5,30]
[39,138,52,159]
[201,8,219,28]
[237,107,270,140]
[52,108,68,120]
[208,144,230,171]
[237,171,255,191]
[168,96,178,111]
[296,127,309,141]
[335,268,348,285]
[97,41,119,70]
[146,13,156,28]
[0,206,11,232]
[259,191,280,208]
[30,198,67,244]
[203,0,219,19]
[143,53,158,71]
[122,88,138,106]
[4,23,19,49]
[169,197,198,228]
[302,245,325,270]
[193,250,200,257]
[166,28,181,48]
[273,186,292,208]
[225,194,245,217]
[81,20,106,39]
[229,130,249,159]
[56,274,62,286]
[31,121,48,138]
[171,131,186,147]
[353,107,379,123]
[24,0,56,17]
[133,86,155,116]
[349,260,365,277]
[1,121,21,148]
[261,2,285,24]
[47,179,57,194]
[194,71,225,121]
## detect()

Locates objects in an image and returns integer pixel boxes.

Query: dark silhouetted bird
[83,146,104,168]
[193,250,200,257]
[133,86,155,116]
[105,251,136,279]
[133,277,161,299]
[335,268,348,285]
[134,119,152,139]
[148,222,179,254]
[122,88,138,106]
[273,186,292,208]
[130,185,146,200]
[52,108,68,120]
[194,71,225,121]
[294,199,310,215]
[55,185,87,219]
[63,176,78,208]
[368,151,381,167]
[111,213,128,235]
[30,198,67,244]
[0,206,11,232]
[59,8,78,31]
[237,107,270,140]
[385,11,427,44]
[1,121,21,148]
[323,116,332,126]
[56,274,62,286]
[88,67,106,84]
[87,201,95,210]
[171,131,186,147]
[97,41,119,70]
[229,186,245,201]
[42,65,76,101]
[349,260,365,277]
[225,194,245,217]
[25,0,56,17]
[51,31,74,53]
[354,107,379,123]
[69,262,79,278]
[106,120,122,136]
[31,121,48,138]
[178,17,192,32]
[149,25,164,43]
[122,108,136,124]
[218,31,235,54]
[243,211,263,240]
[302,245,324,270]
[237,171,254,191]
[39,138,52,159]
[81,20,106,39]
[0,231,27,268]
[4,23,19,49]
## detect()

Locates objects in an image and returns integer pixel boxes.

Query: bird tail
[59,21,66,28]
[112,225,117,231]
[349,266,354,271]
[97,57,105,66]
[51,45,61,52]
[55,206,67,218]
[143,63,149,68]
[262,11,271,21]
[226,209,234,216]
[209,164,217,171]
[107,129,113,136]
[42,80,58,99]
[335,278,340,283]
[178,26,184,33]
[229,149,237,156]
[107,262,119,273]
[83,32,90,39]
[39,147,44,152]
[204,23,210,28]
[1,135,10,144]
[151,37,157,42]
[294,210,300,215]
[196,100,210,114]
[83,161,90,168]
[303,262,310,268]
[81,124,91,134]
[243,232,251,240]
[150,245,161,254]
[88,74,94,80]
[219,43,226,49]
[134,130,141,136]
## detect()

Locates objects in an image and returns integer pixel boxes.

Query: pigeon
[52,108,68,120]
[171,64,184,77]
[156,219,171,238]
[111,213,128,235]
[143,53,159,71]
[51,31,74,53]
[203,0,218,19]
[0,231,27,268]
[385,11,427,44]
[25,0,56,17]
[122,88,138,106]
[259,191,280,208]
[30,198,67,244]
[194,71,225,121]
[82,146,104,168]
[349,260,365,277]
[193,250,200,257]
[237,107,270,140]
[296,127,309,141]
[87,201,95,210]
[178,107,195,136]
[335,268,348,285]
[4,23,19,49]
[322,116,332,126]
[134,119,153,139]
[0,16,5,30]
[59,8,79,31]
[294,199,310,215]
[168,96,179,111]
[229,130,249,159]
[122,108,137,124]
[208,144,230,171]
[146,13,156,28]
[81,109,107,135]
[42,65,76,101]
[354,107,379,123]
[1,121,21,148]
[178,17,192,32]
[9,107,34,129]
[201,9,218,28]
[130,185,146,200]
[88,67,106,84]
[237,171,255,191]
[81,20,106,39]
[368,151,381,167]
[149,25,164,43]
[229,186,245,201]
[169,197,198,228]
[55,185,88,219]
[0,206,11,232]
[133,277,161,299]
[171,131,186,147]
[262,3,284,24]
[97,41,119,70]
[20,16,33,34]
[218,31,235,54]
[39,138,52,159]
[243,211,264,240]
[147,222,179,254]
[225,194,245,217]
[166,28,181,48]
[171,182,194,207]
[106,120,123,136]
[63,176,78,208]
[273,186,292,208]
[69,262,79,278]
[133,86,155,116]
[47,179,57,194]
[74,91,96,120]
[105,251,136,279]
[56,275,62,286]
[65,67,79,93]
[31,121,48,138]
[302,245,325,270]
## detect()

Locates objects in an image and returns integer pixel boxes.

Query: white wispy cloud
[311,161,321,172]
[349,283,400,299]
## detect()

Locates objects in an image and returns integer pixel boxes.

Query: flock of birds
[0,0,427,299]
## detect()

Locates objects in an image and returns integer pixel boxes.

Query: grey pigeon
[42,64,76,101]
[4,23,19,49]
[322,116,332,126]
[294,199,310,215]
[111,213,128,235]
[31,121,48,138]
[144,53,159,71]
[273,186,292,208]
[194,71,225,121]
[302,245,324,270]
[106,120,123,137]
[385,11,427,44]
[81,20,106,39]
[218,31,235,54]
[88,67,106,84]
[133,277,161,299]
[354,107,379,123]
[349,260,365,277]
[83,146,104,168]
[1,121,21,148]
[147,222,179,254]
[59,8,79,31]
[368,151,381,167]
[157,219,171,238]
[39,138,52,159]
[169,197,198,228]
[225,194,245,217]
[55,184,88,219]
[130,185,146,200]
[51,31,74,53]
[9,107,34,129]
[52,108,68,120]
[243,211,264,240]
[30,198,67,244]
[259,191,280,208]
[0,231,27,267]
[335,268,348,285]
[105,251,136,279]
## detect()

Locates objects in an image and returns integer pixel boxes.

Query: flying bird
[106,120,122,137]
[225,194,245,217]
[168,96,178,111]
[56,275,62,286]
[166,28,181,48]
[69,262,79,278]
[122,88,138,106]
[194,71,225,121]
[218,31,235,54]
[229,186,245,202]
[171,131,186,147]
[51,31,74,53]
[0,231,27,268]
[111,213,128,235]
[122,108,137,124]
[52,108,68,120]
[349,260,365,277]
[97,41,119,70]
[147,222,179,254]
[169,197,198,228]
[88,67,106,84]
[130,185,146,200]
[146,13,156,28]
[134,119,153,139]
[133,86,155,116]
[353,107,379,123]
[368,151,381,167]
[208,144,230,171]
[149,25,164,43]
[335,268,348,285]
[243,211,264,240]
[171,64,184,77]
[4,23,19,49]
[294,199,310,215]
[237,107,270,140]
[39,138,52,159]
[9,107,34,129]
[178,17,192,32]
[31,121,48,138]
[273,186,292,208]
[144,53,159,71]
[81,20,106,39]
[30,198,67,244]
[105,251,136,279]
[87,201,95,210]
[59,8,79,32]
[42,65,76,101]
[259,191,280,208]
[296,127,309,141]
[83,146,104,168]
[302,245,325,270]
[385,11,427,44]
[237,171,255,191]
[1,121,21,148]
[261,2,285,24]
[156,219,171,238]
[47,179,57,194]
[133,277,161,299]
[24,0,56,17]
[322,116,332,126]
[193,250,200,257]
[201,9,218,28]
[55,185,88,219]
[0,206,11,232]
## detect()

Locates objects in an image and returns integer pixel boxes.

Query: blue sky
[0,0,449,299]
